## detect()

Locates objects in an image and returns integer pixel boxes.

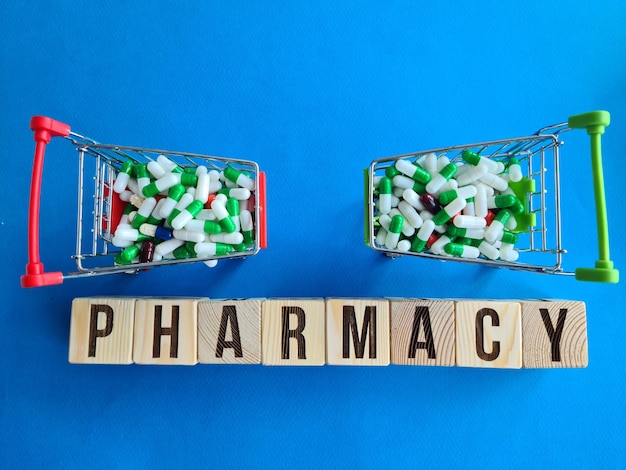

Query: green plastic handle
[364,168,371,246]
[568,111,619,283]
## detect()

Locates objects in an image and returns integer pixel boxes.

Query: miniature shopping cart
[21,116,267,288]
[364,111,618,283]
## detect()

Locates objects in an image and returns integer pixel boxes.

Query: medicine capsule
[224,167,255,191]
[444,242,480,259]
[398,200,423,229]
[385,214,404,250]
[211,197,237,233]
[378,177,392,214]
[473,239,500,260]
[240,210,255,246]
[184,218,223,234]
[142,173,179,198]
[226,198,241,232]
[394,159,431,185]
[140,240,155,264]
[463,197,476,216]
[173,229,206,243]
[154,238,185,257]
[474,184,488,218]
[455,162,488,187]
[210,231,244,245]
[419,193,443,215]
[461,150,500,174]
[430,235,453,255]
[392,175,426,194]
[390,208,415,237]
[139,223,174,240]
[479,172,509,192]
[166,193,194,226]
[453,215,486,230]
[499,230,518,244]
[131,197,157,229]
[447,225,484,239]
[432,196,467,226]
[194,168,210,204]
[508,158,523,182]
[411,219,436,253]
[484,209,511,243]
[194,242,233,257]
[171,199,205,230]
[385,166,400,179]
[486,194,516,209]
[147,160,167,179]
[425,163,457,194]
[499,243,519,261]
[438,185,477,205]
[114,224,152,242]
[113,161,134,193]
[397,239,411,252]
[422,153,438,173]
[157,155,183,174]
[401,189,425,211]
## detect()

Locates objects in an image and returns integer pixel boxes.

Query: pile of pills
[371,150,528,262]
[110,155,257,268]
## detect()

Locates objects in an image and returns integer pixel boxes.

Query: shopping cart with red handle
[22,116,267,288]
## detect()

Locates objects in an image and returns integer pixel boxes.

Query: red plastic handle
[258,171,267,249]
[21,116,71,288]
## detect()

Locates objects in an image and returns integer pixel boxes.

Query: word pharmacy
[69,297,588,369]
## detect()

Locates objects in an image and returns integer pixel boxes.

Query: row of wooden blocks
[69,297,588,368]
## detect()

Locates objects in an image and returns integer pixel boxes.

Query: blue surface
[1,1,625,468]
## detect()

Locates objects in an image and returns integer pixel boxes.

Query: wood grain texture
[133,298,199,365]
[69,297,136,364]
[198,299,262,364]
[455,301,522,369]
[326,298,390,366]
[262,299,326,366]
[390,299,455,366]
[521,300,588,368]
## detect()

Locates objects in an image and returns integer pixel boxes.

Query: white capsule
[509,162,523,182]
[375,227,388,247]
[398,201,423,229]
[194,242,226,257]
[402,189,425,211]
[389,209,415,237]
[111,235,134,248]
[430,235,452,255]
[456,163,488,186]
[392,174,420,190]
[484,220,505,244]
[155,238,185,257]
[474,184,488,218]
[204,259,219,268]
[147,161,167,179]
[114,224,143,242]
[416,219,436,242]
[393,187,405,198]
[196,209,217,221]
[479,172,509,192]
[113,172,130,194]
[240,210,254,232]
[378,192,392,214]
[453,215,486,229]
[436,155,450,170]
[476,240,500,260]
[195,169,210,204]
[500,243,519,261]
[119,190,133,202]
[505,215,518,230]
[157,155,179,173]
[227,188,251,200]
[420,211,447,234]
[173,229,206,243]
[397,239,411,252]
[436,178,458,195]
[136,197,157,219]
[423,153,438,173]
[210,232,244,244]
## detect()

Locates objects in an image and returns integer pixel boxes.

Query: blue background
[1,1,625,468]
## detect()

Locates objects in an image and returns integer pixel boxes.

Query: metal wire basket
[364,111,618,283]
[22,116,267,287]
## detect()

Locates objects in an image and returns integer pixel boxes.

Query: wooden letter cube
[69,297,135,364]
[390,299,455,366]
[133,298,199,365]
[455,301,522,369]
[326,298,390,366]
[522,300,588,368]
[198,299,262,364]
[262,299,326,366]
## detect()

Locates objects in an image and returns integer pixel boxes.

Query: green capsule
[173,244,193,259]
[135,163,149,179]
[180,173,198,187]
[226,198,240,217]
[411,237,427,253]
[446,225,466,238]
[120,160,134,175]
[114,253,133,265]
[232,243,248,252]
[462,150,481,166]
[492,194,516,208]
[455,237,473,246]
[500,231,518,244]
[379,177,392,195]
[385,166,400,179]
[120,244,141,262]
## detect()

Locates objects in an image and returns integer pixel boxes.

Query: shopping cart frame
[364,111,618,283]
[22,116,267,288]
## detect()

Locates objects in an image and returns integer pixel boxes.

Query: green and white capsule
[142,173,179,198]
[226,198,241,232]
[447,225,484,240]
[157,155,183,174]
[394,159,431,185]
[240,210,255,246]
[158,184,185,220]
[113,161,134,194]
[184,218,222,234]
[430,234,453,255]
[172,229,206,243]
[432,196,467,226]
[398,200,423,229]
[484,210,511,243]
[392,175,426,194]
[114,224,152,243]
[438,185,477,206]
[411,219,436,253]
[378,177,392,214]
[210,231,244,245]
[425,163,457,194]
[154,238,185,258]
[499,242,519,261]
[479,172,509,192]
[194,241,233,257]
[385,214,404,250]
[171,200,205,231]
[486,194,517,209]
[131,197,158,229]
[444,242,480,259]
[507,158,523,182]
[472,239,500,260]
[211,196,237,233]
[166,193,194,226]
[224,167,255,191]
